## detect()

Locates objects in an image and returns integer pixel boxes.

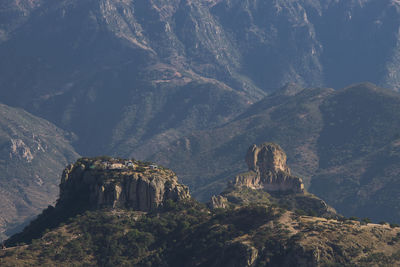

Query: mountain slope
[3,0,400,232]
[147,83,400,223]
[311,83,400,222]
[0,0,258,156]
[2,0,400,158]
[0,103,79,240]
[1,157,400,267]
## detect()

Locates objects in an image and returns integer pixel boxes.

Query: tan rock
[236,143,304,193]
[58,158,190,211]
[211,195,228,209]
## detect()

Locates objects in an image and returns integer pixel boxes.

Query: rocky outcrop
[58,158,190,211]
[210,195,228,209]
[209,143,337,218]
[235,143,304,193]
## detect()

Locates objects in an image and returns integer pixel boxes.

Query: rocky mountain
[58,157,190,211]
[2,157,400,266]
[0,0,44,41]
[0,0,257,157]
[211,143,337,219]
[0,103,79,241]
[149,83,400,224]
[3,0,400,238]
[235,143,304,193]
[2,0,400,157]
[5,157,190,246]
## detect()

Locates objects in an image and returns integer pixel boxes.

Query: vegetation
[2,194,400,266]
[154,83,400,226]
[0,104,79,241]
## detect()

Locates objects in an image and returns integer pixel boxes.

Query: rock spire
[235,143,304,193]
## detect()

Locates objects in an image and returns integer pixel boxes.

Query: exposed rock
[210,195,228,209]
[58,158,190,211]
[208,143,337,219]
[9,139,34,162]
[217,242,259,267]
[235,143,304,193]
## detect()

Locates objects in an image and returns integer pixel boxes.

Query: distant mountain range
[2,0,400,237]
[2,0,400,155]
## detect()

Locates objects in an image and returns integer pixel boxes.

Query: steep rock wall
[58,158,190,211]
[235,143,304,193]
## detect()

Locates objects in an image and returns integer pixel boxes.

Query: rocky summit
[211,143,336,219]
[4,157,190,247]
[234,143,304,193]
[58,157,190,211]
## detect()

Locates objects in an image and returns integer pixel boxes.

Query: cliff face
[211,143,336,218]
[58,158,190,211]
[235,143,304,193]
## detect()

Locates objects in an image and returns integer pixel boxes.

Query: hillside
[3,204,400,266]
[1,155,400,266]
[2,0,400,157]
[147,83,400,224]
[0,103,79,241]
[3,0,400,239]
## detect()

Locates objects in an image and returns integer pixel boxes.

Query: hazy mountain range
[2,0,400,238]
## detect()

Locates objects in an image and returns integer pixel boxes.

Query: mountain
[3,0,400,236]
[210,143,338,220]
[148,83,400,224]
[0,0,44,41]
[2,155,400,266]
[2,0,400,157]
[0,103,79,241]
[0,0,259,157]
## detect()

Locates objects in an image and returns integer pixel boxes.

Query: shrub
[348,216,359,221]
[361,218,371,224]
[390,223,400,228]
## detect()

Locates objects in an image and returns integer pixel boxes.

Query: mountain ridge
[2,151,400,266]
[147,83,400,223]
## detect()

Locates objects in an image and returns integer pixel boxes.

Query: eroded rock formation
[210,195,228,209]
[58,158,190,211]
[235,143,304,193]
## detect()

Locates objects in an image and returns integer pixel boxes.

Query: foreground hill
[0,103,79,241]
[148,83,400,223]
[1,153,400,266]
[3,204,400,266]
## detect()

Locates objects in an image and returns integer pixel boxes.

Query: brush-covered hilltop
[2,145,400,266]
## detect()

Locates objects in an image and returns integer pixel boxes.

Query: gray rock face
[235,143,304,193]
[58,158,190,211]
[4,0,400,160]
